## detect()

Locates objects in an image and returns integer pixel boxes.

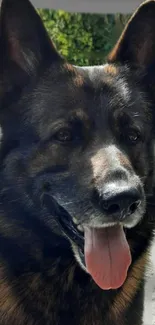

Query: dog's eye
[55,128,73,143]
[127,129,140,144]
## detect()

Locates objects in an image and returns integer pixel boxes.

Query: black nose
[95,187,141,220]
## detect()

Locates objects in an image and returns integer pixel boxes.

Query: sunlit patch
[104,64,119,76]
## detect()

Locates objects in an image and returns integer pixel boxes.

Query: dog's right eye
[54,128,73,143]
[127,128,141,145]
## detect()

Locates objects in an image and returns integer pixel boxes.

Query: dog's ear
[108,1,155,68]
[0,0,62,80]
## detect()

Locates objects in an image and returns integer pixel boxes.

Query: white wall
[0,0,143,13]
[31,0,142,13]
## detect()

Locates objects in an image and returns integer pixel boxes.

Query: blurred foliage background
[38,9,131,66]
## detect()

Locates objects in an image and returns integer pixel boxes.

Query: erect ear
[108,1,155,68]
[0,0,62,80]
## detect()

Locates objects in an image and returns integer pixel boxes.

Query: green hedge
[38,9,130,66]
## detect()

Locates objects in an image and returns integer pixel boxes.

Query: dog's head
[1,0,155,290]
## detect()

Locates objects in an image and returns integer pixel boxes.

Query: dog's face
[1,0,155,290]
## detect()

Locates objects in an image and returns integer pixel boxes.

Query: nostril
[106,203,120,215]
[108,204,120,214]
[101,196,141,218]
[92,186,142,220]
[129,200,141,214]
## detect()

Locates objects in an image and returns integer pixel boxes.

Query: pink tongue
[84,226,131,290]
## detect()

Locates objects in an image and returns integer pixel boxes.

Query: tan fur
[109,250,149,322]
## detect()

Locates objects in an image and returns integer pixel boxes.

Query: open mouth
[43,192,132,290]
[42,192,84,248]
[73,218,132,290]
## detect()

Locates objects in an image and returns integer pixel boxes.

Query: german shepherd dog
[0,0,155,324]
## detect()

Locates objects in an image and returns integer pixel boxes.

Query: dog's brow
[68,109,90,125]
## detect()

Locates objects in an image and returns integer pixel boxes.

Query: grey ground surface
[143,241,155,325]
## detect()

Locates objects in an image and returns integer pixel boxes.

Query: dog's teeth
[73,217,78,225]
[77,225,84,232]
[73,218,83,232]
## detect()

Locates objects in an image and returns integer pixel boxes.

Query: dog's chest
[0,263,131,325]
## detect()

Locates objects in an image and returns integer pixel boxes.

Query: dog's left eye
[55,128,73,143]
[127,129,140,144]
